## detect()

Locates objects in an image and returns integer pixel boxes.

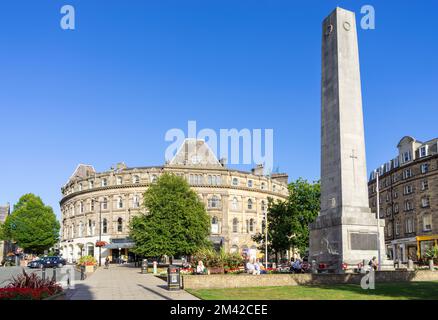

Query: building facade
[59,140,289,264]
[368,136,438,263]
[0,204,11,263]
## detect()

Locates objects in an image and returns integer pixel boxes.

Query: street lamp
[376,172,381,271]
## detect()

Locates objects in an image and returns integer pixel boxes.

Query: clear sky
[0,0,437,218]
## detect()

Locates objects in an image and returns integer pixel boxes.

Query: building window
[78,222,84,237]
[247,180,253,188]
[395,220,400,235]
[232,218,239,233]
[404,200,414,211]
[91,200,95,212]
[261,200,266,212]
[116,176,123,185]
[261,182,266,190]
[394,203,399,214]
[405,218,414,234]
[208,196,220,209]
[247,199,253,210]
[78,183,82,191]
[80,201,84,213]
[403,185,413,195]
[117,218,123,232]
[232,178,239,186]
[421,180,429,191]
[102,218,108,234]
[232,197,238,210]
[211,216,219,234]
[421,197,430,208]
[133,175,140,184]
[386,193,390,202]
[117,197,123,209]
[103,198,108,210]
[387,221,393,237]
[101,178,108,187]
[419,146,428,158]
[88,220,92,236]
[402,151,411,163]
[89,180,94,189]
[423,214,432,231]
[393,157,400,168]
[386,207,392,216]
[393,190,398,199]
[403,169,412,179]
[133,195,140,208]
[249,219,255,233]
[421,163,429,174]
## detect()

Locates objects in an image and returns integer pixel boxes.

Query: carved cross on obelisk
[350,149,358,186]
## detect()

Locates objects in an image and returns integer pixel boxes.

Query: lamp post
[92,199,103,267]
[376,172,381,271]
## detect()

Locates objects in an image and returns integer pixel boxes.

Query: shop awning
[103,242,135,249]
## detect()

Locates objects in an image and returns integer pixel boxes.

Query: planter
[85,265,95,273]
[208,267,224,274]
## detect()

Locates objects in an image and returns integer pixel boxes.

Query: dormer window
[116,176,123,185]
[89,180,94,189]
[402,151,411,163]
[419,146,428,158]
[261,182,266,190]
[101,178,108,187]
[78,183,82,191]
[247,180,253,188]
[232,178,239,186]
[133,175,140,184]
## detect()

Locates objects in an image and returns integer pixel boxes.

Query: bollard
[153,261,158,274]
[67,269,71,287]
[141,259,148,274]
[52,267,57,282]
[42,267,46,281]
[429,259,434,271]
[408,259,414,270]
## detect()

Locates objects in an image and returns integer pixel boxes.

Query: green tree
[130,173,211,258]
[1,194,60,254]
[253,178,320,259]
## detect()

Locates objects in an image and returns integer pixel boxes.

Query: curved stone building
[59,140,288,264]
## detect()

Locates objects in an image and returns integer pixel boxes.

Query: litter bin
[167,265,181,291]
[141,259,148,274]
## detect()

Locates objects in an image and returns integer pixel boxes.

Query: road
[0,265,82,288]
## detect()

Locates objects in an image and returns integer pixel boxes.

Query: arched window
[78,221,84,237]
[232,218,239,233]
[117,197,123,209]
[89,180,94,189]
[101,178,108,187]
[232,178,239,186]
[232,197,238,210]
[116,176,123,185]
[247,199,253,210]
[80,201,84,213]
[90,199,95,212]
[103,198,108,210]
[133,195,140,208]
[133,175,140,184]
[249,219,255,233]
[211,216,219,234]
[102,218,108,234]
[117,217,123,232]
[151,175,157,183]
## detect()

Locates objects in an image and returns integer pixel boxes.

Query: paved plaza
[67,265,198,300]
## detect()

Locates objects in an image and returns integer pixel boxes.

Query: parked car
[28,256,66,269]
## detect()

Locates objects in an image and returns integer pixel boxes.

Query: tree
[129,173,211,258]
[253,178,320,260]
[1,194,60,254]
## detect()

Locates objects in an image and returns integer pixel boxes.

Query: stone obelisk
[309,7,390,272]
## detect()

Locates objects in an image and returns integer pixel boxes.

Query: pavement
[66,264,198,300]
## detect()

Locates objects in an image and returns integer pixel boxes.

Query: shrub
[192,248,244,269]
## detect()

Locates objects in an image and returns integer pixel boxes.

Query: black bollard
[67,269,71,287]
[42,267,46,281]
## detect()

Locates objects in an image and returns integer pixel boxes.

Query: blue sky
[0,0,437,218]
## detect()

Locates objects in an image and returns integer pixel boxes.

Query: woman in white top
[196,260,205,274]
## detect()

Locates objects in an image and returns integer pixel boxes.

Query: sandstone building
[59,140,288,264]
[368,136,438,263]
[0,204,10,264]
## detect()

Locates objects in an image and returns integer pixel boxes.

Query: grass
[186,281,438,300]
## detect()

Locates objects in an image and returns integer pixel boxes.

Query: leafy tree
[253,178,320,260]
[1,194,60,254]
[130,173,211,258]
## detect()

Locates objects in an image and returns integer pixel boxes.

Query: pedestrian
[196,260,206,274]
[104,257,110,269]
[369,256,378,271]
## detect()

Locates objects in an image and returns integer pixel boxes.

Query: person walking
[104,257,110,269]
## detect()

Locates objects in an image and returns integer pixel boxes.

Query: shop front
[103,238,136,264]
